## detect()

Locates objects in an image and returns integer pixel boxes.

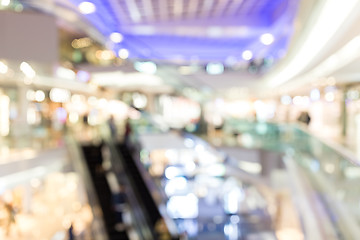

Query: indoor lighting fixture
[20,62,36,78]
[35,90,45,102]
[292,96,303,105]
[134,61,157,74]
[56,67,75,80]
[260,33,274,45]
[281,95,292,105]
[71,37,92,49]
[49,88,71,103]
[206,62,224,75]
[95,50,115,60]
[310,89,321,101]
[0,0,10,7]
[78,1,96,14]
[0,95,10,136]
[118,48,129,59]
[110,32,123,43]
[242,50,253,61]
[325,92,335,102]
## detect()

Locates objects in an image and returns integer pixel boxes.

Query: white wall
[0,11,58,63]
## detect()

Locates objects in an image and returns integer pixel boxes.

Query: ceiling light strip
[186,0,199,19]
[124,0,142,23]
[141,0,155,21]
[173,0,184,19]
[200,0,215,18]
[158,0,168,21]
[107,0,130,25]
[227,0,245,16]
[213,0,230,18]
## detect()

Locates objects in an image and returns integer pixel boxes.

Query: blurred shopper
[297,111,311,125]
[4,202,17,236]
[108,115,117,140]
[124,118,132,145]
[68,222,74,240]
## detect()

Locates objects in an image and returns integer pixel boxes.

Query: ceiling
[15,0,360,97]
[64,0,299,65]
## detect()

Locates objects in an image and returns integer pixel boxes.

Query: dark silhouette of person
[68,223,74,240]
[108,115,117,139]
[4,202,16,236]
[297,111,311,125]
[123,118,132,146]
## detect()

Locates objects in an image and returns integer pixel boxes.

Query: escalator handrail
[64,133,109,240]
[100,124,158,240]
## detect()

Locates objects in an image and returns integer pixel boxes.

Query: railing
[125,137,181,239]
[99,124,180,240]
[224,119,360,240]
[100,124,155,240]
[65,133,109,240]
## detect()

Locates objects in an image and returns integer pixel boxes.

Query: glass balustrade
[224,119,360,240]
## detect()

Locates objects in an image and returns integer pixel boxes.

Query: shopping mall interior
[1,0,360,239]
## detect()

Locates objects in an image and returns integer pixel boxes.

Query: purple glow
[68,0,300,65]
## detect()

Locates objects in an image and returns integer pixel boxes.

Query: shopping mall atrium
[1,0,360,239]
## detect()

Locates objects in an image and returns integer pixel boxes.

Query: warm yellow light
[71,37,92,49]
[96,50,115,60]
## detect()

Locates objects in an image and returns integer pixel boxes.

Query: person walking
[68,222,74,240]
[124,118,132,146]
[108,115,117,140]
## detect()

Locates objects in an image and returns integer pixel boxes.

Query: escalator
[116,143,175,240]
[81,144,129,240]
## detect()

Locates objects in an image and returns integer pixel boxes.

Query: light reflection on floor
[0,172,93,240]
[140,132,280,240]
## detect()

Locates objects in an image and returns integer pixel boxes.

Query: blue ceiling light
[68,0,300,67]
